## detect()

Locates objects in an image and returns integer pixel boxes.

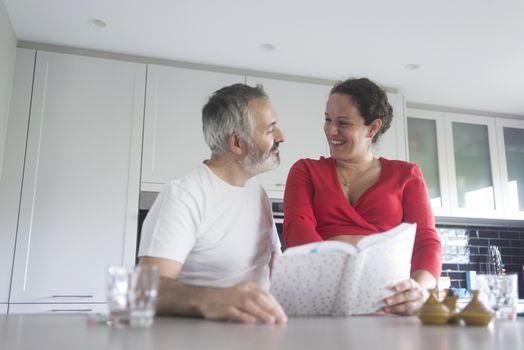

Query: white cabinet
[0,48,35,303]
[9,51,145,304]
[0,304,6,314]
[444,113,503,218]
[372,92,407,161]
[141,65,244,191]
[406,109,450,216]
[246,77,330,197]
[496,118,524,219]
[407,108,517,219]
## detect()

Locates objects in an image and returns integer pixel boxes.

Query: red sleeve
[283,160,323,246]
[402,164,442,279]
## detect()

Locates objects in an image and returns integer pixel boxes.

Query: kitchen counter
[1,314,523,350]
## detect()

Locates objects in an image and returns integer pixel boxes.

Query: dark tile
[501,247,523,256]
[441,264,459,271]
[510,240,524,248]
[502,231,521,239]
[468,254,484,263]
[456,263,479,271]
[448,272,466,280]
[469,238,489,247]
[508,256,524,264]
[477,230,499,238]
[504,227,524,232]
[487,239,511,247]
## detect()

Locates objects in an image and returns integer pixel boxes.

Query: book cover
[270,223,416,316]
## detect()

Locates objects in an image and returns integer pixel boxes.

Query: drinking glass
[476,274,518,321]
[106,265,160,328]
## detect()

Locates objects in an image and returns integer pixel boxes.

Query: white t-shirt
[138,163,281,290]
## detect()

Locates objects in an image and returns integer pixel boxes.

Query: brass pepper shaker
[417,289,451,325]
[458,290,494,326]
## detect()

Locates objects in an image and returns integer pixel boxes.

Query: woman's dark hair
[330,78,393,143]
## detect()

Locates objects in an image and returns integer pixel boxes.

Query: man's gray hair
[202,84,268,156]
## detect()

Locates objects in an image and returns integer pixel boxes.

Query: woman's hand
[382,278,428,315]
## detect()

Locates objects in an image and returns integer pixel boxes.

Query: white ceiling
[4,0,524,117]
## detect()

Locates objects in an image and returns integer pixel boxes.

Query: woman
[283,77,441,315]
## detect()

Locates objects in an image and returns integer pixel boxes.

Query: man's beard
[241,139,280,177]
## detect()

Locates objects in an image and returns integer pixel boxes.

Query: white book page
[334,223,417,315]
[270,253,347,315]
[283,240,358,255]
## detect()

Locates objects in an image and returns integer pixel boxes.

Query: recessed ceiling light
[88,19,107,28]
[404,63,420,70]
[260,43,276,51]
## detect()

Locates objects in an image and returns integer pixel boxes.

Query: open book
[270,223,416,316]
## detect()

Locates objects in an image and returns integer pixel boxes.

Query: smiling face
[324,93,379,162]
[240,98,285,176]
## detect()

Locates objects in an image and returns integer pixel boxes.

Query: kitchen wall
[0,0,17,176]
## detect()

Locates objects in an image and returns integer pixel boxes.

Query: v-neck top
[283,156,442,278]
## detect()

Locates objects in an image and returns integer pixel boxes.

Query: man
[138,84,287,324]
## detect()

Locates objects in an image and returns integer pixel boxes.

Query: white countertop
[1,314,523,350]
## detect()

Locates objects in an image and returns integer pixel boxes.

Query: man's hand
[139,257,287,324]
[198,281,287,324]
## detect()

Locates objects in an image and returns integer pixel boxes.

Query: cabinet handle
[50,309,93,313]
[51,295,94,298]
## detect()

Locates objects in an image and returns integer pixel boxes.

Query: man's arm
[139,256,287,324]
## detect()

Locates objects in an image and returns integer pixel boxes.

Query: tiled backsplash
[438,224,524,298]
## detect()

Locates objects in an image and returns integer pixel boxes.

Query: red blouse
[283,157,442,278]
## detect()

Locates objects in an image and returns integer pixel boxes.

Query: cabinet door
[245,77,330,198]
[406,109,450,216]
[496,118,524,219]
[372,92,407,161]
[0,304,6,314]
[444,113,503,218]
[141,65,244,191]
[0,48,35,303]
[9,51,145,303]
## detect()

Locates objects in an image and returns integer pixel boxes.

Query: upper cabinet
[496,118,524,219]
[141,65,244,191]
[407,108,523,220]
[9,51,145,305]
[406,110,449,216]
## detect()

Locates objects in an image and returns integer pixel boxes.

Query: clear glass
[106,265,160,328]
[503,127,524,212]
[452,122,495,210]
[407,118,442,207]
[476,274,518,320]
